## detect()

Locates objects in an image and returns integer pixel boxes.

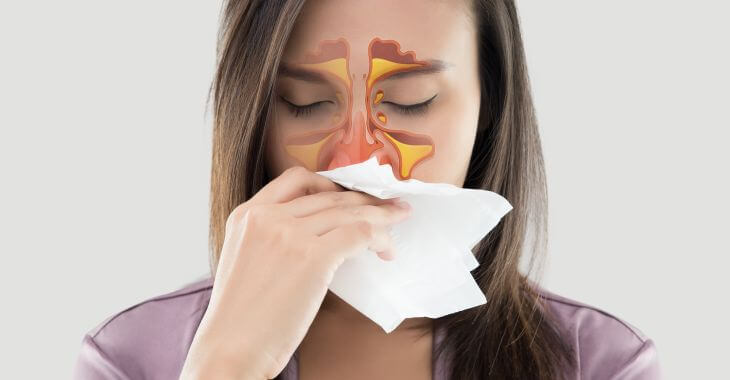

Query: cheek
[408,100,479,186]
[265,122,302,179]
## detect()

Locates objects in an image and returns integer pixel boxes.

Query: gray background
[1,1,727,378]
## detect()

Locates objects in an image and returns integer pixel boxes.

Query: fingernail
[378,249,395,261]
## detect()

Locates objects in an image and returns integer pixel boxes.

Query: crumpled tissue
[315,156,513,333]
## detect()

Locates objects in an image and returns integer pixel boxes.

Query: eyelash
[279,96,328,118]
[279,93,438,118]
[383,94,438,116]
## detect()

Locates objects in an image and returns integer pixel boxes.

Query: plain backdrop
[1,1,727,379]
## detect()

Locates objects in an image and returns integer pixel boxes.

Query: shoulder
[73,275,214,380]
[535,286,663,379]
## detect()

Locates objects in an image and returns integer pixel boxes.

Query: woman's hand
[179,166,412,380]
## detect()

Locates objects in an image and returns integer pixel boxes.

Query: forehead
[283,0,471,63]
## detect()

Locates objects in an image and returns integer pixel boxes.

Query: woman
[73,0,662,379]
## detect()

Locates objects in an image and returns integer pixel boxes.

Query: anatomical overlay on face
[277,37,436,180]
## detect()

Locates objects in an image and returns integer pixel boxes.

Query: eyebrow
[278,63,331,84]
[378,59,452,82]
[278,59,452,84]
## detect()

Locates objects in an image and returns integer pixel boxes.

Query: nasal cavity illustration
[281,37,435,180]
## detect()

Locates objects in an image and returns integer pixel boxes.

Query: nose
[325,106,382,171]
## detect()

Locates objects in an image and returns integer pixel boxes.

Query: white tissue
[315,156,513,333]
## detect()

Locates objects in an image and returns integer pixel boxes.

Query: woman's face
[266,0,479,186]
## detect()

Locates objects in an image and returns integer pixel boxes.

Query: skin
[264,0,481,378]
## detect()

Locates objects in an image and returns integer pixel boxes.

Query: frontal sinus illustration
[280,37,435,180]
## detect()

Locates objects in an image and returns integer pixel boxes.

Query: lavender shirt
[73,276,662,379]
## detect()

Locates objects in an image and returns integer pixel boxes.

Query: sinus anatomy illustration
[280,37,436,180]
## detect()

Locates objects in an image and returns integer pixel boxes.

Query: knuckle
[225,203,247,229]
[363,204,381,214]
[275,221,296,241]
[284,165,309,179]
[353,204,378,218]
[356,221,375,239]
[326,191,346,206]
[243,205,269,227]
[349,205,364,217]
[247,206,296,242]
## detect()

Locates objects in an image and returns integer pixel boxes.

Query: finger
[249,166,345,206]
[315,221,395,264]
[297,202,411,236]
[282,190,401,218]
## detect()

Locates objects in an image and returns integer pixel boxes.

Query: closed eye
[382,93,438,116]
[279,95,332,118]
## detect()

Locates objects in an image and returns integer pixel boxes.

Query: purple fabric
[73,276,662,379]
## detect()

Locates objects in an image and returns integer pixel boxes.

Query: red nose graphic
[326,110,383,170]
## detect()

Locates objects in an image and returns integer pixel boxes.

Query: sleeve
[72,334,133,380]
[609,338,663,380]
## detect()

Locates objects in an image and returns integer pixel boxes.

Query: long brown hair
[206,0,576,378]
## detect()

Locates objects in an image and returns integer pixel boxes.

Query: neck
[319,290,433,333]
